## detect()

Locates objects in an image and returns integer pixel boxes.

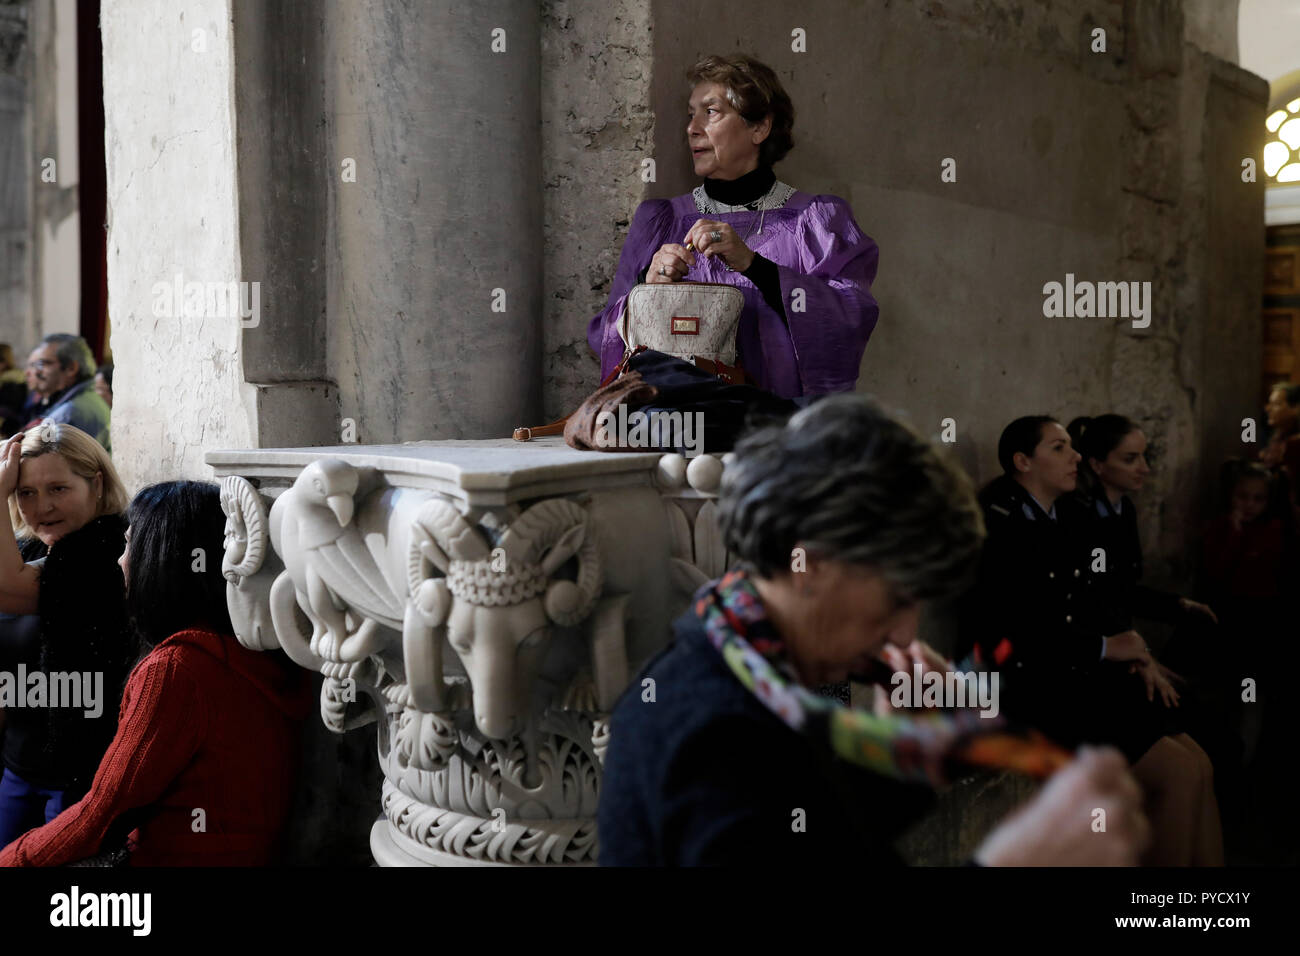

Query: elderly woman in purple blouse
[587,54,880,399]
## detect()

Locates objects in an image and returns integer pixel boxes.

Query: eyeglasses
[27,359,56,370]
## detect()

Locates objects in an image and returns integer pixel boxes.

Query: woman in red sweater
[0,480,312,866]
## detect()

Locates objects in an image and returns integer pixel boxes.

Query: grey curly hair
[717,395,985,602]
[40,333,97,383]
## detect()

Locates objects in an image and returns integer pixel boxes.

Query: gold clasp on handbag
[670,316,700,335]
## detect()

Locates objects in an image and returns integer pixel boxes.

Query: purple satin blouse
[586,189,880,398]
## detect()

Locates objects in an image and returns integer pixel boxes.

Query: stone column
[322,1,543,444]
[102,0,259,490]
[1,0,84,353]
[0,1,33,348]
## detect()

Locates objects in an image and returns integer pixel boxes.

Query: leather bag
[620,281,745,382]
[515,348,797,456]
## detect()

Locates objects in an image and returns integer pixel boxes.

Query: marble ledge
[204,437,667,507]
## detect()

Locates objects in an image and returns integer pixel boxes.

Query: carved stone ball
[656,453,687,490]
[544,579,583,622]
[686,454,724,493]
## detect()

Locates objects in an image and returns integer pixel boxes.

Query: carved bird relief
[269,459,404,666]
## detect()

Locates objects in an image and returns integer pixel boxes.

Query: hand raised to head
[0,432,25,498]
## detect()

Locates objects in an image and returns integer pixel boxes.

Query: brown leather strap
[692,356,748,385]
[513,346,649,442]
[513,419,568,441]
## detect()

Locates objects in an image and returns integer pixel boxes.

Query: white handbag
[619,282,744,371]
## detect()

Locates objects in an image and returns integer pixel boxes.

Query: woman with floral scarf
[597,396,1149,866]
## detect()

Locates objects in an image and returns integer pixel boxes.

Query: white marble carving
[221,475,281,652]
[210,439,688,866]
[657,453,735,599]
[268,459,397,668]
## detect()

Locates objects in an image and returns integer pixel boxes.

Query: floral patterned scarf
[694,570,1071,787]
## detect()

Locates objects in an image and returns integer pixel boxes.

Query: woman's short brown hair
[9,421,129,540]
[686,54,795,167]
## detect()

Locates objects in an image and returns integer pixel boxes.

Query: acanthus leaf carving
[664,498,693,563]
[693,499,727,579]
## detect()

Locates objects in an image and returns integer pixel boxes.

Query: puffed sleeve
[586,199,676,380]
[774,196,880,395]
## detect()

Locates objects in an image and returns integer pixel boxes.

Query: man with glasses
[21,335,111,453]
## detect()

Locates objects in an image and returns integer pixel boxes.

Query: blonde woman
[0,422,132,850]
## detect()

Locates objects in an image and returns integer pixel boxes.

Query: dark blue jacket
[1075,492,1182,633]
[962,475,1108,673]
[957,476,1177,763]
[597,609,933,866]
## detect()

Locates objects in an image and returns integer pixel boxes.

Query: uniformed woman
[1066,414,1217,637]
[964,416,1222,865]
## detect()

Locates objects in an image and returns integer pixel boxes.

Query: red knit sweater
[0,628,312,867]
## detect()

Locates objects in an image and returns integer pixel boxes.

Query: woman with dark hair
[964,415,1222,865]
[1066,415,1235,765]
[0,424,133,850]
[587,53,879,398]
[599,397,1150,866]
[1066,414,1217,634]
[0,481,312,866]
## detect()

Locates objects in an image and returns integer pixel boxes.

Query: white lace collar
[691,180,795,215]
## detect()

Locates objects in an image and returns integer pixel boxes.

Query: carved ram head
[219,476,281,652]
[403,497,602,741]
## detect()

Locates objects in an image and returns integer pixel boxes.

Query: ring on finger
[710,230,722,242]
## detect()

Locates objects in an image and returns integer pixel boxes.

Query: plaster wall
[1239,0,1300,82]
[540,0,655,419]
[101,0,258,490]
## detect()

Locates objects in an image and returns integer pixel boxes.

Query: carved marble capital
[212,439,703,866]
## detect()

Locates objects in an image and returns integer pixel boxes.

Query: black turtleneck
[702,165,776,206]
[635,165,786,323]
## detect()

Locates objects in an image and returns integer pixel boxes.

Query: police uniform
[961,475,1176,763]
[1077,492,1182,635]
[1077,490,1238,773]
